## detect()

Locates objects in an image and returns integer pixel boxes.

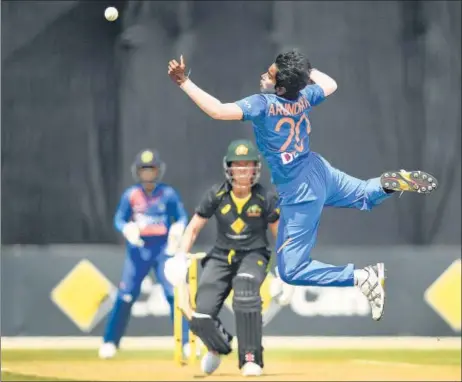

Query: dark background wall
[2,0,460,246]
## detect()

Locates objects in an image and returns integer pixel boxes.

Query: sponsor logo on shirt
[280,151,299,165]
[246,204,262,217]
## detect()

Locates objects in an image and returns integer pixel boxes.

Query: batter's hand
[165,222,186,256]
[164,252,189,287]
[168,55,188,86]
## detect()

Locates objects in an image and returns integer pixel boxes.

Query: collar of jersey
[138,183,158,197]
[230,191,252,215]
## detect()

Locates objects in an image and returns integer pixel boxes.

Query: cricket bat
[176,252,207,320]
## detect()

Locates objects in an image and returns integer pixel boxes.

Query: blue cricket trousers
[275,152,393,287]
[103,242,189,346]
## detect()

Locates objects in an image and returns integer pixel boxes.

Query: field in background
[1,337,461,381]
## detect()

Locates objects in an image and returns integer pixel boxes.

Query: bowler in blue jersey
[167,51,438,322]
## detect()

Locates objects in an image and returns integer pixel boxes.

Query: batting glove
[164,252,189,287]
[165,222,186,256]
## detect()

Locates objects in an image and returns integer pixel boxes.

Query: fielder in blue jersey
[167,51,438,324]
[99,149,191,359]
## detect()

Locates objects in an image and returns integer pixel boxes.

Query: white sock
[354,269,369,286]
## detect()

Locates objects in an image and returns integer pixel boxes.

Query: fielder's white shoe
[357,263,386,321]
[98,342,117,359]
[242,362,263,377]
[201,351,221,375]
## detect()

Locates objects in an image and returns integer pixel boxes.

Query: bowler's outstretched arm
[168,55,244,121]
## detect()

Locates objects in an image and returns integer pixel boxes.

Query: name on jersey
[226,233,251,240]
[268,97,310,117]
[133,213,167,227]
[133,214,168,236]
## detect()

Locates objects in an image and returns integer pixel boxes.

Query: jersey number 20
[274,114,312,153]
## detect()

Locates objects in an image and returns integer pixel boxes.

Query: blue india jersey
[235,84,325,186]
[114,183,188,246]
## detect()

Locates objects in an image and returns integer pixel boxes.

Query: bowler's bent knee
[278,258,355,287]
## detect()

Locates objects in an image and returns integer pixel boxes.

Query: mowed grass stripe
[2,349,460,366]
[1,371,73,381]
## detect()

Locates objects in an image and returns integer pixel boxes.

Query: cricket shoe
[201,351,221,375]
[98,342,117,359]
[357,263,386,321]
[380,170,438,194]
[242,362,263,377]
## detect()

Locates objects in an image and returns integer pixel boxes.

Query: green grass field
[2,348,461,364]
[2,349,461,381]
[2,371,67,381]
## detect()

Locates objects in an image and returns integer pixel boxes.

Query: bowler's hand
[168,55,188,86]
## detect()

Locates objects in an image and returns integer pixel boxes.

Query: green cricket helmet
[131,149,166,183]
[223,139,261,186]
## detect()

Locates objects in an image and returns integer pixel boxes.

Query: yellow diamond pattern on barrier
[230,218,246,234]
[50,259,115,332]
[424,259,461,332]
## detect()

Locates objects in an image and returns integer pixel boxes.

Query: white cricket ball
[104,7,118,22]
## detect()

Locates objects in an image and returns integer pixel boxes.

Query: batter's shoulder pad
[195,181,230,219]
[211,181,231,200]
[253,184,280,222]
[252,183,269,200]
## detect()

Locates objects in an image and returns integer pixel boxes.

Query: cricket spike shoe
[98,342,117,359]
[201,351,222,375]
[358,263,386,321]
[242,362,263,377]
[381,170,438,194]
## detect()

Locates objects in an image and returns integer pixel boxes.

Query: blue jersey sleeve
[114,189,132,233]
[235,94,267,123]
[167,188,189,226]
[301,84,325,106]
